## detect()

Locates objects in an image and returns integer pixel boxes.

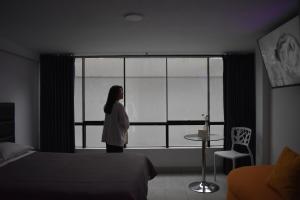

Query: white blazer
[102,102,129,146]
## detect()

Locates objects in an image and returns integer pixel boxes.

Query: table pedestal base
[188,181,219,193]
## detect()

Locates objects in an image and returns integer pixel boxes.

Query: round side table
[184,133,223,193]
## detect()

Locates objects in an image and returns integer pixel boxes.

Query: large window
[75,56,224,148]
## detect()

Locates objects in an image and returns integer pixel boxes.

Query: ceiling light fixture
[124,13,144,22]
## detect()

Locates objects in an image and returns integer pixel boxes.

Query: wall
[255,47,271,164]
[256,46,300,164]
[0,37,39,147]
[271,86,300,163]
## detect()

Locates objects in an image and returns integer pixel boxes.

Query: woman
[102,85,129,153]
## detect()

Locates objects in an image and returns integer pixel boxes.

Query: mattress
[0,152,157,200]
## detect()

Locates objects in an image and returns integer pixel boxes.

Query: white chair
[214,127,253,181]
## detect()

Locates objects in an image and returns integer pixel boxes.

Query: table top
[184,133,223,141]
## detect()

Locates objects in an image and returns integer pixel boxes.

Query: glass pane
[85,58,124,121]
[75,58,82,122]
[75,126,82,148]
[126,58,166,122]
[209,58,224,122]
[209,125,224,147]
[86,126,106,148]
[168,58,208,120]
[127,126,165,147]
[85,58,123,77]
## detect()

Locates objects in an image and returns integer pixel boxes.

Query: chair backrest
[231,127,252,149]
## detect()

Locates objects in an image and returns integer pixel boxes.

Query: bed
[0,103,157,200]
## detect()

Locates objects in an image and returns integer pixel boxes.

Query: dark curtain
[40,54,75,153]
[223,53,256,173]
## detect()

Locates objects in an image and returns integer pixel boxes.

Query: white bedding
[0,151,35,168]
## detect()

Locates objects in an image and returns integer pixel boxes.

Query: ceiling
[0,0,298,56]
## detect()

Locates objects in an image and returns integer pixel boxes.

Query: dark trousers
[106,143,123,153]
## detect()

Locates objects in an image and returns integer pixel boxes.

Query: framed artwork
[258,15,300,88]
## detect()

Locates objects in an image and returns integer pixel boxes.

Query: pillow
[267,147,300,200]
[0,142,33,160]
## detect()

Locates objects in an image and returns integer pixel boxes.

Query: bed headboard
[0,103,15,142]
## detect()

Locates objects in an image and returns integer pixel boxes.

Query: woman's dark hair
[104,85,122,114]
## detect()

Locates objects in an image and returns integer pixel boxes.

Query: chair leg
[232,159,236,169]
[214,154,216,181]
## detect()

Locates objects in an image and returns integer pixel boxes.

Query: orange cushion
[227,165,281,200]
[267,147,300,200]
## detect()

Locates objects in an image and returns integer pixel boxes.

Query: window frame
[74,55,224,149]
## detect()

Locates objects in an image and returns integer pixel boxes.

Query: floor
[148,173,227,200]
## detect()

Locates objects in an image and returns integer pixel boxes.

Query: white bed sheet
[0,151,35,168]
